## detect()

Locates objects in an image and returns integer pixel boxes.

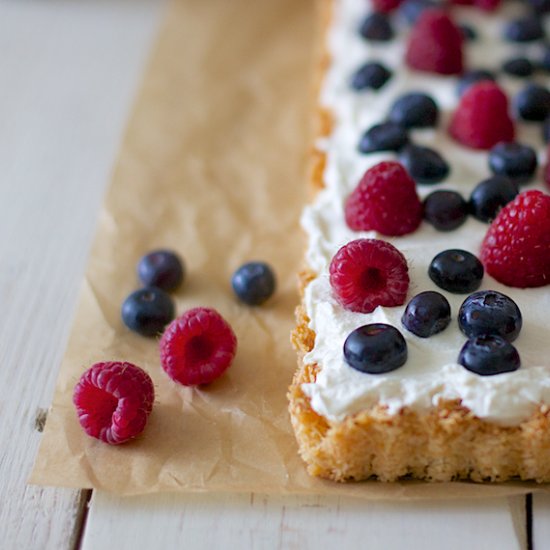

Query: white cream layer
[301,0,550,425]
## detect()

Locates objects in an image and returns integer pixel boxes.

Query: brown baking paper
[31,0,550,499]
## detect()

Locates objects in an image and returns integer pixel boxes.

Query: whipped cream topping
[301,0,550,425]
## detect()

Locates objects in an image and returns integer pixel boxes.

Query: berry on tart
[359,12,394,42]
[458,335,521,376]
[358,122,409,154]
[515,83,550,122]
[488,142,538,185]
[458,290,522,342]
[388,92,439,128]
[423,190,468,231]
[481,190,550,288]
[121,287,175,337]
[398,144,450,184]
[503,16,545,43]
[344,323,408,374]
[502,57,534,78]
[428,249,484,293]
[401,291,451,338]
[232,261,276,305]
[372,0,404,13]
[329,239,410,314]
[456,69,495,97]
[351,62,392,91]
[405,9,463,75]
[160,307,237,386]
[449,81,515,150]
[345,161,423,236]
[73,361,155,445]
[468,176,519,223]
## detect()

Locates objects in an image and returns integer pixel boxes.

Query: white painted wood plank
[0,1,165,548]
[82,492,526,550]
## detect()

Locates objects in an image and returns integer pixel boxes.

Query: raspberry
[345,161,422,236]
[450,0,500,9]
[160,307,237,386]
[73,362,154,445]
[405,9,463,75]
[329,239,410,313]
[546,147,550,190]
[372,0,403,13]
[449,81,515,150]
[481,190,550,288]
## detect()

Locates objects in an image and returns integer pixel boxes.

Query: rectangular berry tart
[289,0,550,482]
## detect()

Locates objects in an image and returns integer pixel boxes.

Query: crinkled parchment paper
[31,0,550,499]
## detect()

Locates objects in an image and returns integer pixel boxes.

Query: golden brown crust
[288,0,550,484]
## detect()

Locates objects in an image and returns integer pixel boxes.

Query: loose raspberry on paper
[329,239,410,313]
[160,307,237,386]
[481,190,550,288]
[345,161,423,236]
[73,361,155,445]
[449,81,515,150]
[405,9,463,75]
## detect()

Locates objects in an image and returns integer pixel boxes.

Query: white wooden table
[1,1,547,548]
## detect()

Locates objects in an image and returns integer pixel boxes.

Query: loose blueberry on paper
[232,261,276,306]
[137,249,185,292]
[344,323,408,374]
[458,290,522,342]
[121,287,175,337]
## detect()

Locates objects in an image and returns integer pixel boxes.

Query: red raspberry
[450,0,500,9]
[405,9,463,75]
[449,81,515,150]
[160,307,237,386]
[372,0,403,12]
[73,362,154,445]
[345,161,422,236]
[329,239,410,313]
[481,191,550,288]
[545,146,550,190]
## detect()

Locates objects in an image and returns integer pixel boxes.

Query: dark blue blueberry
[515,83,550,121]
[423,190,468,231]
[121,287,175,337]
[504,17,545,43]
[399,144,449,184]
[401,291,451,338]
[137,249,185,292]
[400,0,438,24]
[358,122,409,154]
[351,62,392,91]
[457,70,496,97]
[543,117,550,143]
[540,45,550,71]
[488,142,538,184]
[469,176,519,223]
[527,0,550,14]
[388,92,439,128]
[359,12,394,41]
[502,57,535,77]
[343,323,407,374]
[428,249,484,294]
[458,290,522,343]
[232,261,276,305]
[458,335,520,376]
[459,24,477,42]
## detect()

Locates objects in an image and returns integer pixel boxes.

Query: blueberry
[502,57,534,77]
[457,70,495,97]
[458,290,522,343]
[458,335,520,376]
[428,249,484,294]
[401,291,451,338]
[515,83,550,121]
[351,62,392,91]
[359,13,394,41]
[488,142,538,184]
[343,323,407,374]
[121,287,175,337]
[468,176,519,223]
[504,17,545,43]
[543,117,550,143]
[399,144,450,184]
[527,0,550,14]
[232,261,276,305]
[137,249,185,292]
[388,92,439,128]
[400,0,438,24]
[423,190,468,231]
[540,45,550,71]
[459,24,477,42]
[358,122,409,154]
